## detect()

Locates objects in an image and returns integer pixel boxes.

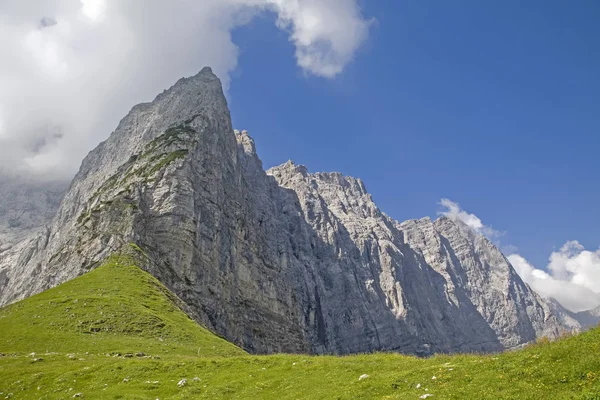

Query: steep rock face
[402,217,562,347]
[268,164,565,353]
[0,68,231,304]
[0,69,574,355]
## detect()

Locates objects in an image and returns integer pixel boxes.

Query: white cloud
[266,0,371,77]
[0,0,370,178]
[439,198,600,312]
[80,0,106,22]
[439,198,503,240]
[508,251,600,312]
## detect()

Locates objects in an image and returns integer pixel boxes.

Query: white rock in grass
[416,383,421,389]
[431,376,436,380]
[419,395,434,399]
[177,379,187,388]
[359,374,369,381]
[193,377,201,382]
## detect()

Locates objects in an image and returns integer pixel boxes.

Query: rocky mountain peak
[268,163,378,221]
[269,160,309,177]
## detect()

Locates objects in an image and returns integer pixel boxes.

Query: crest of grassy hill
[0,253,599,399]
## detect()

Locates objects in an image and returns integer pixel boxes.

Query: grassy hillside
[0,255,599,399]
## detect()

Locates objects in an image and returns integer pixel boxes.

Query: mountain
[0,68,583,355]
[547,298,600,331]
[576,305,600,328]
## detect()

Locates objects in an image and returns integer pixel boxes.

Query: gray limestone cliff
[0,68,588,355]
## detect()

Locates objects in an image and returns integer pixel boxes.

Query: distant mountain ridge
[0,177,66,249]
[0,68,597,355]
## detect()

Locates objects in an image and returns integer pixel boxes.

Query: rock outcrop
[0,68,581,355]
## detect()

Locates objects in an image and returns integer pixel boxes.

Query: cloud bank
[508,246,600,312]
[0,0,370,178]
[439,199,600,312]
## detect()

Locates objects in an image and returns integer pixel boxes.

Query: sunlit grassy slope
[1,255,599,399]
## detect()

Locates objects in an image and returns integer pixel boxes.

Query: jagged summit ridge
[267,162,567,351]
[0,68,582,356]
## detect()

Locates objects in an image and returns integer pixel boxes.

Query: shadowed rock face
[0,69,576,355]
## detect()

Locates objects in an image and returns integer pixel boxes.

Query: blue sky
[228,0,600,271]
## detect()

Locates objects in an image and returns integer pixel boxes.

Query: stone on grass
[359,374,369,381]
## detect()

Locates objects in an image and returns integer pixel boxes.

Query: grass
[142,125,196,157]
[1,255,599,399]
[145,149,189,177]
[0,254,242,359]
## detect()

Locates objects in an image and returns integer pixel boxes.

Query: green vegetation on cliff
[0,255,599,399]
